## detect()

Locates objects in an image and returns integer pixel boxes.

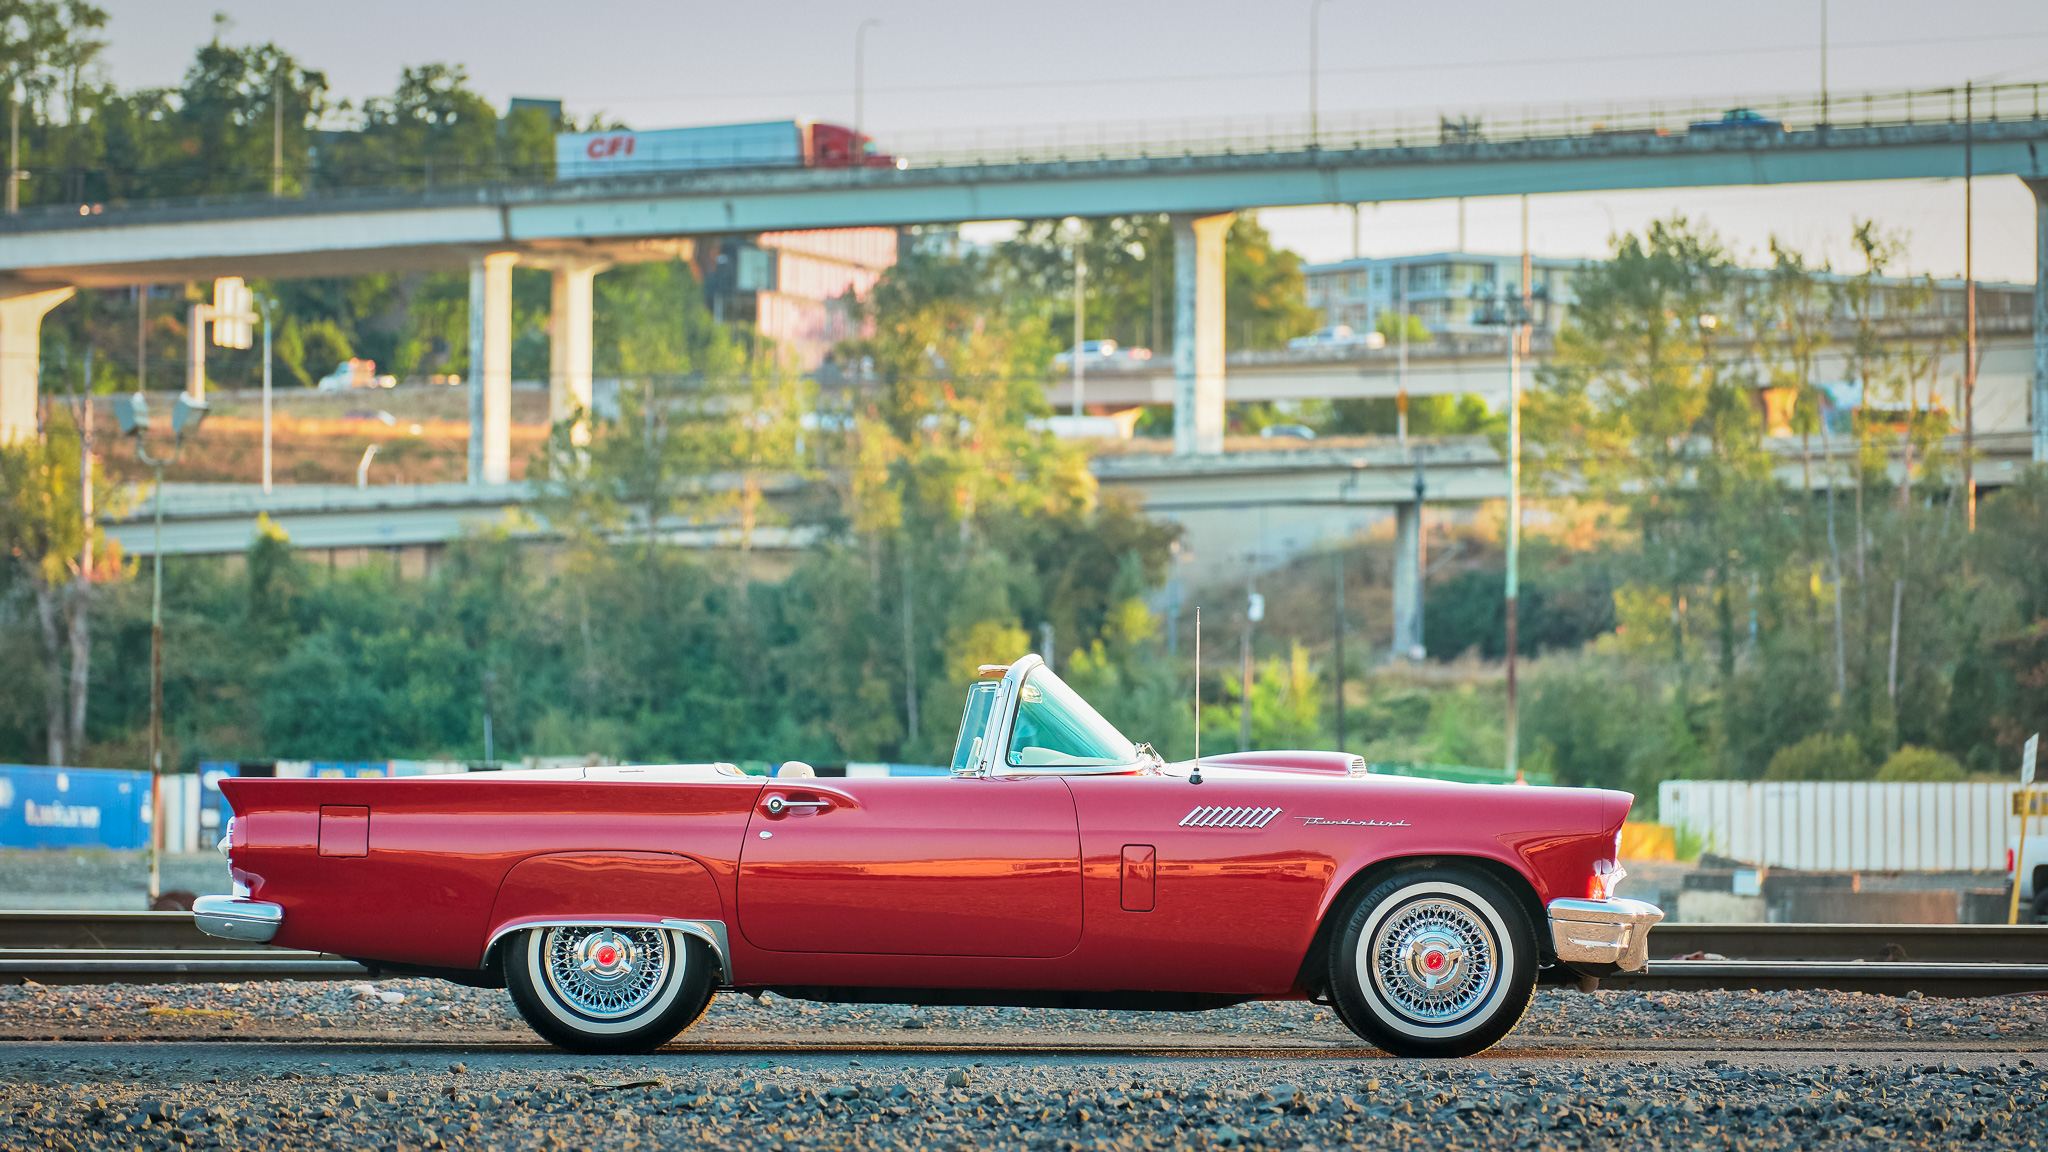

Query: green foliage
[1763,733,1869,781]
[997,212,1317,358]
[1875,745,1965,782]
[1321,393,1502,438]
[1374,310,1432,344]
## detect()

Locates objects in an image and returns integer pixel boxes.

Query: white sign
[2024,733,2039,787]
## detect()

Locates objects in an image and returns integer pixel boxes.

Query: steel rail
[3,916,2045,993]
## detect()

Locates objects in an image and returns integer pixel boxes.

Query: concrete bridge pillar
[468,251,519,485]
[2029,178,2047,464]
[547,258,610,446]
[1171,212,1233,455]
[1391,499,1423,660]
[0,286,75,443]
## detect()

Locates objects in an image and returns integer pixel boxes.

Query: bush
[1875,745,1966,782]
[1763,732,1870,781]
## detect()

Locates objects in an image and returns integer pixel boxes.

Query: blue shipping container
[0,764,150,850]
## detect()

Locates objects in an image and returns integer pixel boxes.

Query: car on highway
[197,656,1660,1058]
[1287,325,1386,351]
[1052,340,1152,369]
[1688,108,1786,134]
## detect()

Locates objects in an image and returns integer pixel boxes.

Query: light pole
[1072,221,1086,418]
[112,390,209,900]
[1819,0,1829,126]
[259,295,274,494]
[855,19,881,162]
[1471,204,1533,783]
[1309,0,1336,147]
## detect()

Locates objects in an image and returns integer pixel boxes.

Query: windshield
[1006,666,1139,769]
[951,681,1000,773]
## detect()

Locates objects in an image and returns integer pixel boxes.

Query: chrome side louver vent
[1348,756,1370,777]
[1178,805,1283,829]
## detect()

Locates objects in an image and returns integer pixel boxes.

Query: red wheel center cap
[596,945,618,966]
[1425,951,1444,971]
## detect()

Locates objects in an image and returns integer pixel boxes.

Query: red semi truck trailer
[555,120,900,179]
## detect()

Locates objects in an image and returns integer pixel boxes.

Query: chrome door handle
[763,795,833,816]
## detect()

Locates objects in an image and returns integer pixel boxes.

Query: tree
[0,403,120,765]
[997,212,1319,358]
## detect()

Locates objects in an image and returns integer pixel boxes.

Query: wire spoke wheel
[540,926,672,1020]
[505,922,714,1054]
[1367,897,1497,1026]
[1327,868,1535,1058]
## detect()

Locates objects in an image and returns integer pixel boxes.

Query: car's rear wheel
[504,925,715,1054]
[1326,865,1536,1058]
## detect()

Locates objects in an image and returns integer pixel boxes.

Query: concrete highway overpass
[3,81,2045,467]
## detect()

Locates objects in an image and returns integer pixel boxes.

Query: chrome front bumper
[1547,897,1664,973]
[193,895,284,944]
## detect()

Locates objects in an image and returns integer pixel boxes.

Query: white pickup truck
[2013,834,2048,922]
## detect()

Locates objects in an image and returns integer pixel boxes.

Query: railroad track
[3,912,2045,994]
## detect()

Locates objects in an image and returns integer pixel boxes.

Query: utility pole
[1819,0,1829,127]
[1072,230,1086,417]
[1396,264,1409,445]
[260,296,274,493]
[854,19,881,163]
[1964,81,1978,531]
[271,61,284,197]
[113,390,209,900]
[1241,573,1263,753]
[1333,549,1346,753]
[7,84,18,215]
[1308,0,1335,147]
[1505,196,1531,783]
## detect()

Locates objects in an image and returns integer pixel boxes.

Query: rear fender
[483,851,730,983]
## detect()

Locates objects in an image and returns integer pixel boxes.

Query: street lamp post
[1309,0,1336,147]
[113,391,208,901]
[855,19,881,163]
[259,296,274,494]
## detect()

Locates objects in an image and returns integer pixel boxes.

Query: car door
[736,774,1082,957]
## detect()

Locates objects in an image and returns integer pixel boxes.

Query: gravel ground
[4,979,2046,1047]
[2,1042,2046,1150]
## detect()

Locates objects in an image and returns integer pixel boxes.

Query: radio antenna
[1191,607,1203,785]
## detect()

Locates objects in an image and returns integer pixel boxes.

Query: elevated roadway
[1,83,2044,466]
[1,119,2044,286]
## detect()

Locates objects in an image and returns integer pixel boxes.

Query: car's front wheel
[1326,865,1536,1058]
[504,925,715,1054]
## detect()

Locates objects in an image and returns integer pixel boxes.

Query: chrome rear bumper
[1547,897,1664,972]
[193,895,284,944]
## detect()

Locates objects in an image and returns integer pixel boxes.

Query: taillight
[2010,848,2018,875]
[1588,860,1626,901]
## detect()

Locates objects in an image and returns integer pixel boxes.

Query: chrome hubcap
[541,926,671,1020]
[1369,898,1496,1024]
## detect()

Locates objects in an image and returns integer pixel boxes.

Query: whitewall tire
[1327,866,1536,1058]
[503,925,715,1054]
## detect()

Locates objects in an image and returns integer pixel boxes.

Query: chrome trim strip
[1546,897,1664,972]
[192,895,283,944]
[1178,805,1283,829]
[485,918,734,987]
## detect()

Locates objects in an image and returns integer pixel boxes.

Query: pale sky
[98,0,2048,282]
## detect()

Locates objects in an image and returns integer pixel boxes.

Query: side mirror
[113,392,149,436]
[172,394,209,438]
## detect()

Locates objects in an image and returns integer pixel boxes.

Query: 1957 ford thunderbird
[196,655,1662,1057]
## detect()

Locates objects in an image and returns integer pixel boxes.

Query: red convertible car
[196,656,1660,1057]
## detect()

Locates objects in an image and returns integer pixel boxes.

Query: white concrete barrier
[1659,780,2027,872]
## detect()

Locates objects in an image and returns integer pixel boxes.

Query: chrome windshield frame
[954,654,1147,779]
